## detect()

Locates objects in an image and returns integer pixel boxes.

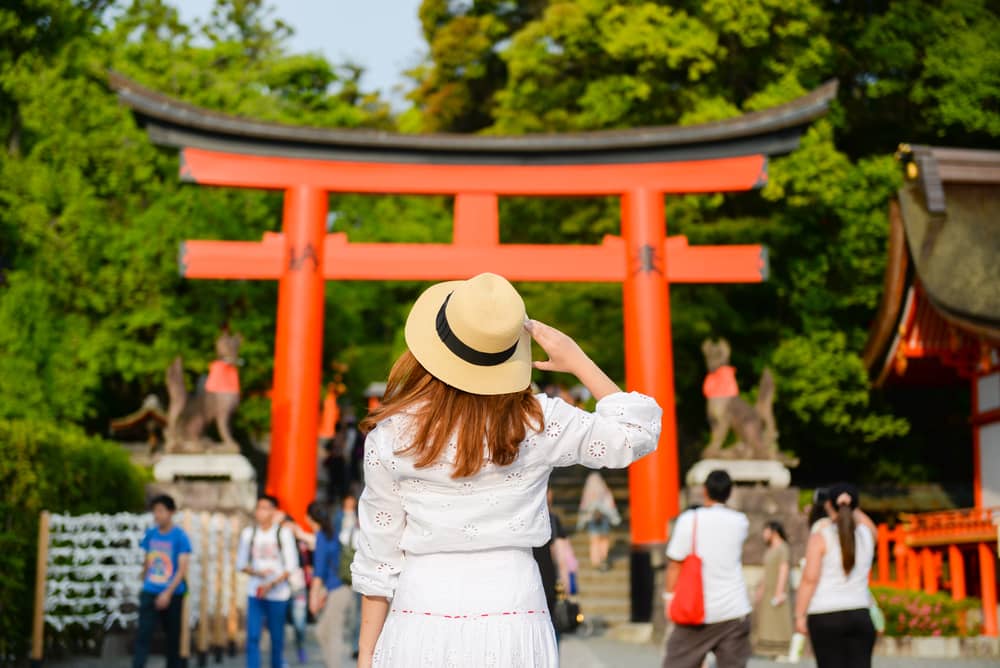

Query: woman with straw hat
[351,273,662,667]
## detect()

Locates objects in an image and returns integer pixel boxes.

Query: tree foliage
[0,419,147,658]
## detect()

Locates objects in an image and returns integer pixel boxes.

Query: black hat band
[435,293,519,367]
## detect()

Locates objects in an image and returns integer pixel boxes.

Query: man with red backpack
[663,469,752,668]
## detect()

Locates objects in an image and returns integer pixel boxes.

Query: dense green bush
[0,419,147,662]
[872,586,982,637]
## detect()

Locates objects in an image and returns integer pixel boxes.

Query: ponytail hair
[834,493,857,575]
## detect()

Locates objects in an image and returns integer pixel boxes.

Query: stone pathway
[46,631,998,667]
[559,635,999,667]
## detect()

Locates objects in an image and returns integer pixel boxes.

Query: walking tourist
[577,471,621,571]
[132,494,191,668]
[555,527,579,597]
[349,273,662,667]
[794,483,877,668]
[663,469,752,668]
[237,494,299,668]
[753,520,793,657]
[307,500,353,667]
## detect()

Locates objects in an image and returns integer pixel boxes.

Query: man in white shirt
[663,470,752,668]
[236,494,299,668]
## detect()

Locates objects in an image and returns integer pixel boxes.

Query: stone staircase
[549,466,633,627]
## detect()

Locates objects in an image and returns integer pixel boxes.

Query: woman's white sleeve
[350,421,406,598]
[543,391,662,468]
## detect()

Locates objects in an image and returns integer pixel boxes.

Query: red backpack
[669,511,705,625]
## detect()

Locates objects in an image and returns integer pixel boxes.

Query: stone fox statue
[165,332,242,454]
[701,338,782,461]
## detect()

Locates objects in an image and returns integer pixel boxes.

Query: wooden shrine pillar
[622,187,678,542]
[622,187,677,622]
[979,542,999,637]
[267,186,327,521]
[948,544,966,600]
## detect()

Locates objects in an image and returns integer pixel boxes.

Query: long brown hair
[836,502,856,575]
[360,351,543,478]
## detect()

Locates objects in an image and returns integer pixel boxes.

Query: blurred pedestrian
[663,470,751,668]
[237,495,298,668]
[753,520,792,657]
[133,494,191,668]
[577,472,621,571]
[555,530,579,597]
[307,500,351,667]
[794,483,877,668]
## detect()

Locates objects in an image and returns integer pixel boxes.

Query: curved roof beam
[109,71,837,166]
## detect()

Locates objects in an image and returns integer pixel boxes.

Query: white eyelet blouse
[350,391,662,598]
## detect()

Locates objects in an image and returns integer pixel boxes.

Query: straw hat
[404,273,532,395]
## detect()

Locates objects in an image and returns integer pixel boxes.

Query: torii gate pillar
[622,188,677,545]
[267,187,328,513]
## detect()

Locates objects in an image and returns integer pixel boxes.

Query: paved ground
[559,636,1000,667]
[44,629,1000,667]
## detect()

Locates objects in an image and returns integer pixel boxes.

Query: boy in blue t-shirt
[133,494,192,668]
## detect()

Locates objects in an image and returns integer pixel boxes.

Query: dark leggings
[807,608,875,668]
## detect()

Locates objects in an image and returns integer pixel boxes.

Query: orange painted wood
[894,529,909,588]
[180,235,766,283]
[949,544,966,600]
[621,188,678,545]
[266,186,326,525]
[907,551,922,591]
[876,524,891,585]
[453,194,499,246]
[181,148,767,195]
[921,548,939,594]
[978,542,998,636]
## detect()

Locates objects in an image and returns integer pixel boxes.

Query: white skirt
[373,547,558,667]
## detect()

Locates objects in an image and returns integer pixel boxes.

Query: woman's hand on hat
[525,320,589,374]
[526,319,621,400]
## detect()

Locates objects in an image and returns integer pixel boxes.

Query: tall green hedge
[0,420,147,662]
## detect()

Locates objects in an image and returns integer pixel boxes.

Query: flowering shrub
[872,587,982,637]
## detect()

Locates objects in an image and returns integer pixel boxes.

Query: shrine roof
[108,71,837,165]
[863,145,1000,386]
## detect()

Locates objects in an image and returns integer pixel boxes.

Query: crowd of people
[663,471,879,668]
[131,487,365,668]
[130,274,878,668]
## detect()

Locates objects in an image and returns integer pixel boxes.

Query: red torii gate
[112,73,835,577]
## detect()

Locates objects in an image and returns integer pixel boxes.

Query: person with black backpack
[237,494,299,668]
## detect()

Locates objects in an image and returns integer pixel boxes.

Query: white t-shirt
[666,505,751,624]
[236,524,299,602]
[808,522,875,614]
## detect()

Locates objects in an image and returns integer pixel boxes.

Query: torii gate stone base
[113,72,836,623]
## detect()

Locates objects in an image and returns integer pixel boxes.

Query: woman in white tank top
[794,483,877,668]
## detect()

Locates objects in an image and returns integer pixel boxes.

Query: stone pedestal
[686,458,791,488]
[147,454,257,515]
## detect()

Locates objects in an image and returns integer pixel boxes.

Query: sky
[172,0,426,107]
